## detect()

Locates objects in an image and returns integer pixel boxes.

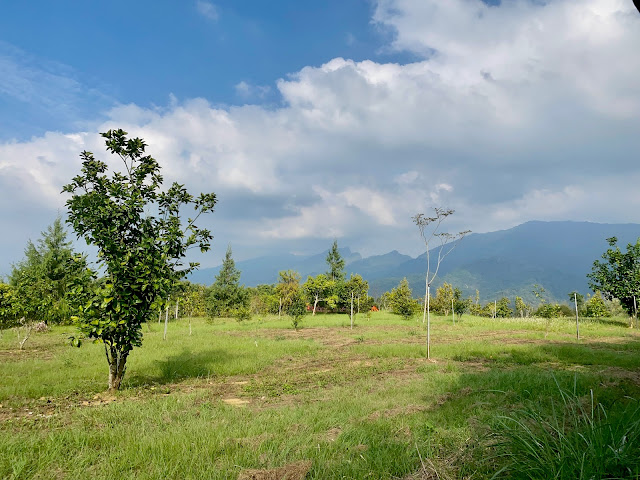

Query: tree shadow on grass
[125,348,235,387]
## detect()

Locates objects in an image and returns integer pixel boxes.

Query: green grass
[1,312,639,479]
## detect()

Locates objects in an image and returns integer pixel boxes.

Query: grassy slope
[1,313,639,479]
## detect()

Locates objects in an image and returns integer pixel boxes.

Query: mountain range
[189,221,640,305]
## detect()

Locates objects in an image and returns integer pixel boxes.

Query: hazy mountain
[188,247,361,286]
[190,221,640,305]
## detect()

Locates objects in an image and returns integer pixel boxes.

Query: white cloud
[234,81,271,100]
[196,1,219,22]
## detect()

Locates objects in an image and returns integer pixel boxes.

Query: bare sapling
[413,208,470,360]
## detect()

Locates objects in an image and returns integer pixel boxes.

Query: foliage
[535,303,562,319]
[431,282,454,315]
[178,281,207,317]
[514,296,529,318]
[277,270,301,314]
[584,291,611,318]
[248,284,280,315]
[302,274,330,314]
[493,383,640,479]
[206,245,248,318]
[63,129,216,390]
[287,290,308,330]
[9,217,92,324]
[495,297,513,318]
[388,278,420,319]
[588,237,640,317]
[326,240,346,282]
[0,282,20,329]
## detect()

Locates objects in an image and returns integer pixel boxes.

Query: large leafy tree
[63,129,216,391]
[9,217,91,324]
[206,245,248,317]
[588,237,640,317]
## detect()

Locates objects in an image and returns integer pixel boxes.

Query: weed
[491,378,640,479]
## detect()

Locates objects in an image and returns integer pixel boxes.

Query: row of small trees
[205,242,372,329]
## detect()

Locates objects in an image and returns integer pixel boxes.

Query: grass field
[1,312,639,479]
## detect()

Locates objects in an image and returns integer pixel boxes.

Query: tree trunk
[175,299,179,320]
[163,302,169,340]
[106,344,129,391]
[427,285,431,360]
[313,295,318,315]
[350,291,354,330]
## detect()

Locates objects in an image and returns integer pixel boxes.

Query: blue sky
[1,0,640,278]
[0,0,411,140]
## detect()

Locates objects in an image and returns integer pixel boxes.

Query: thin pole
[427,285,431,359]
[574,293,580,340]
[452,297,455,325]
[350,291,354,330]
[163,301,169,341]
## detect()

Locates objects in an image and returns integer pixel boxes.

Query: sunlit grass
[1,312,639,479]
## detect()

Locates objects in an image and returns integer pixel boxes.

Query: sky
[1,0,640,277]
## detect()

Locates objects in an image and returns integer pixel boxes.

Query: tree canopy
[588,236,640,317]
[63,129,216,390]
[326,240,346,282]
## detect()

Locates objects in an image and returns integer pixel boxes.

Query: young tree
[287,290,307,330]
[515,296,529,318]
[413,208,470,359]
[276,270,301,317]
[388,278,420,320]
[344,274,368,329]
[326,240,346,282]
[9,217,92,324]
[206,245,248,318]
[588,237,640,318]
[63,129,216,391]
[584,292,611,319]
[302,274,330,315]
[495,297,513,318]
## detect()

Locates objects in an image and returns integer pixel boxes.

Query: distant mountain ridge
[189,221,640,305]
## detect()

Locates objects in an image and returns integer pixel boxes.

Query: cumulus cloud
[2,0,640,271]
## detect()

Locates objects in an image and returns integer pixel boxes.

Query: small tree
[584,292,611,319]
[276,270,301,317]
[388,278,420,320]
[515,296,529,318]
[413,208,470,359]
[344,274,369,329]
[9,217,92,324]
[302,274,330,315]
[287,290,307,330]
[326,240,346,282]
[63,129,216,391]
[206,245,248,318]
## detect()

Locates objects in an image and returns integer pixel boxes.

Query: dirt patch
[368,404,427,420]
[237,460,312,480]
[223,398,250,407]
[324,427,341,442]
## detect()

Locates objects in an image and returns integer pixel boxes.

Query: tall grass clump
[492,379,640,479]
